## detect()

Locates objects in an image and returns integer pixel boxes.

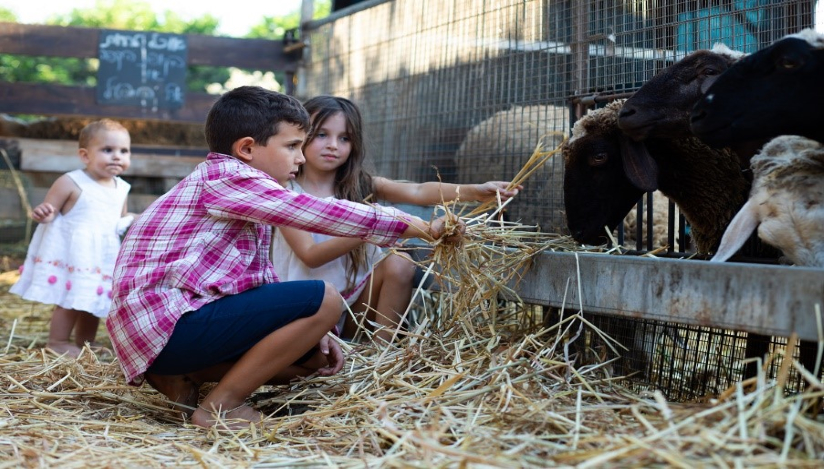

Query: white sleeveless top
[11,169,131,318]
[270,181,383,311]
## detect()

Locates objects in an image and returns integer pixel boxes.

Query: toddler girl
[11,119,135,357]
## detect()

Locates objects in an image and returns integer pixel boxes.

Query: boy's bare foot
[45,341,82,358]
[192,403,263,429]
[144,373,201,416]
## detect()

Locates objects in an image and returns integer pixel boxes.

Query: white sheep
[455,105,673,247]
[711,136,824,267]
[621,190,683,250]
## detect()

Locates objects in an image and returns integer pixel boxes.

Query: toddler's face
[80,129,132,181]
[304,112,352,173]
[247,122,306,185]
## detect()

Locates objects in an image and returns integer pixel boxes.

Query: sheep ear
[710,199,759,262]
[620,136,659,192]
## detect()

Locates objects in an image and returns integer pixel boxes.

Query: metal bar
[512,251,824,342]
[303,0,392,30]
[571,1,590,118]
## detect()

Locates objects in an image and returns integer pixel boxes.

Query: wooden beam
[0,82,216,123]
[0,22,298,70]
[17,138,202,178]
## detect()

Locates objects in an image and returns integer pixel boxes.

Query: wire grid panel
[301,0,813,239]
[302,0,574,232]
[300,0,819,399]
[585,313,818,400]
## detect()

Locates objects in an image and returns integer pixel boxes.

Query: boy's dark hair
[205,86,310,155]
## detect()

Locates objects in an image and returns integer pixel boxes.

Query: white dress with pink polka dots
[10,169,131,318]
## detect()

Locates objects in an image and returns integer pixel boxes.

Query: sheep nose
[690,109,706,124]
[618,106,636,119]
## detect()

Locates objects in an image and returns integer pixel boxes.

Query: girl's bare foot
[144,373,201,416]
[46,341,82,358]
[192,403,263,429]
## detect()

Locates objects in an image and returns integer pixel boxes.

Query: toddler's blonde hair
[78,119,129,149]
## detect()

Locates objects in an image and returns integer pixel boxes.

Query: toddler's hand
[30,203,56,223]
[315,335,344,376]
[476,181,522,202]
[429,215,465,245]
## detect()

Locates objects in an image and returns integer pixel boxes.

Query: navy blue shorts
[147,280,325,375]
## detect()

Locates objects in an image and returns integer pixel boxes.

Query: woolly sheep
[711,136,824,267]
[454,105,568,232]
[622,191,683,250]
[691,29,824,146]
[454,105,671,245]
[563,99,749,254]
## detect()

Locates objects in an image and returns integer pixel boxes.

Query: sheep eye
[701,67,719,76]
[778,57,802,70]
[589,153,608,166]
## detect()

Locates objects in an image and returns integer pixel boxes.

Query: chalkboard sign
[96,30,188,110]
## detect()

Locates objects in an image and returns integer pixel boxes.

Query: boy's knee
[317,281,343,323]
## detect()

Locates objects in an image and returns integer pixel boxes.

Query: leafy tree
[244,0,332,91]
[247,0,332,39]
[0,8,16,22]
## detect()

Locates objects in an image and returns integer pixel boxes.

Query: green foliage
[246,0,332,39]
[52,0,220,35]
[244,0,332,92]
[0,7,17,22]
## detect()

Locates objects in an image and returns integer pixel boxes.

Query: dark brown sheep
[563,99,749,254]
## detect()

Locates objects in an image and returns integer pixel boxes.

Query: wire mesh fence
[300,0,820,399]
[301,0,813,244]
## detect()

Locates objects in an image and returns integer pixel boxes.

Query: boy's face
[245,123,306,185]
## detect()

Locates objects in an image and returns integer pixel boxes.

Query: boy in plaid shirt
[107,86,460,428]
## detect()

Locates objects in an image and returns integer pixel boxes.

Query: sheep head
[618,46,743,141]
[711,136,824,267]
[564,100,658,246]
[691,31,824,146]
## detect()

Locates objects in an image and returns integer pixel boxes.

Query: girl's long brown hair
[302,96,375,293]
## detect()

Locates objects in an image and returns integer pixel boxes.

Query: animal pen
[0,0,824,466]
[298,0,823,397]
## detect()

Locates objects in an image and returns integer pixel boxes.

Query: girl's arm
[117,200,139,236]
[279,226,366,268]
[31,174,77,223]
[121,200,141,220]
[373,177,521,205]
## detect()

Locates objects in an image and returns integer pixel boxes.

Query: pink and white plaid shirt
[107,153,410,385]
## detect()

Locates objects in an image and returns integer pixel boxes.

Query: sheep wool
[712,136,824,267]
[454,105,568,232]
[788,28,824,49]
[709,43,747,60]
